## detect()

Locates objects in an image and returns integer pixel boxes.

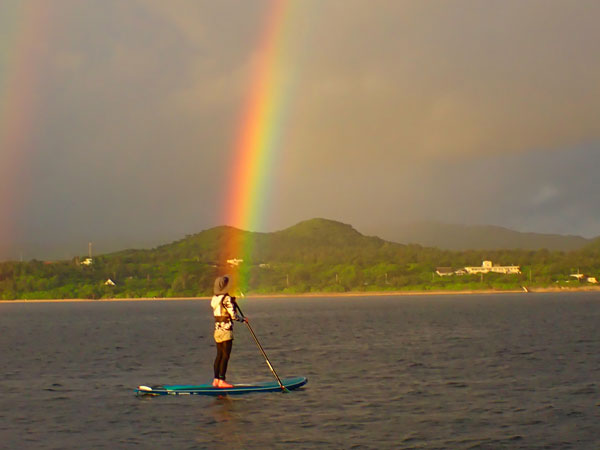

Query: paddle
[235,302,289,393]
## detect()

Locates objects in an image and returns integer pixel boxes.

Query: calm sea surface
[1,292,599,449]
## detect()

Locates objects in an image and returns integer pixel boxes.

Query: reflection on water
[199,397,240,448]
[209,396,236,422]
[1,293,599,448]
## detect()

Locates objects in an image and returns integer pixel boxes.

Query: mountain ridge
[361,221,592,251]
[3,217,600,299]
[0,218,596,262]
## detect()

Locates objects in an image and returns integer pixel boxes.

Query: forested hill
[107,218,413,264]
[578,237,600,256]
[250,218,408,264]
[1,218,600,300]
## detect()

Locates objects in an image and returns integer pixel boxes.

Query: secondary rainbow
[219,0,296,286]
[0,2,49,251]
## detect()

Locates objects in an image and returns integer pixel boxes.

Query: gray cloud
[1,0,600,259]
[289,0,600,161]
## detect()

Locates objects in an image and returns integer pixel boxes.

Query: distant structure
[227,258,244,267]
[81,242,93,266]
[569,270,598,283]
[570,269,584,280]
[436,261,521,276]
[435,267,455,277]
[464,260,521,275]
[105,279,116,286]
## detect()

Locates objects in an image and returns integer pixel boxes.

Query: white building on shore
[434,261,521,277]
[464,260,521,275]
[227,258,244,267]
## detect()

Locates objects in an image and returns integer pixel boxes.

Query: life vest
[213,294,233,323]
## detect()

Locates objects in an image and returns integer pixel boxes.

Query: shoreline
[2,286,599,303]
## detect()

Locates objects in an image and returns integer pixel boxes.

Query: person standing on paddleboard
[211,275,247,388]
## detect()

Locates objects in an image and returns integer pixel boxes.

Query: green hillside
[1,218,599,300]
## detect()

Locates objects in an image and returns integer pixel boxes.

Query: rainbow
[0,2,49,252]
[219,0,299,290]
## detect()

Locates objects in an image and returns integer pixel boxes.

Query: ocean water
[1,292,599,449]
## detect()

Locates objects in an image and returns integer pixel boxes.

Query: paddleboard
[135,376,307,396]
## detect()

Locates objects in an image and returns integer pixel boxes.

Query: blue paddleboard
[135,376,307,396]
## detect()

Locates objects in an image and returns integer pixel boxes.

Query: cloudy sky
[1,0,599,260]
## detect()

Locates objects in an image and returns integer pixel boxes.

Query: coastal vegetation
[1,219,600,300]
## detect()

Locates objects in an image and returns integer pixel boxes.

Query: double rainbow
[0,2,49,250]
[1,1,300,275]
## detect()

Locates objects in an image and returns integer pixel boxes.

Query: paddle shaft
[235,303,288,392]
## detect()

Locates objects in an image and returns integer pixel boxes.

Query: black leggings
[214,340,233,380]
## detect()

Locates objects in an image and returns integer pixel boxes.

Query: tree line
[1,219,599,299]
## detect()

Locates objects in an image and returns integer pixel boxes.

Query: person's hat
[213,276,230,295]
